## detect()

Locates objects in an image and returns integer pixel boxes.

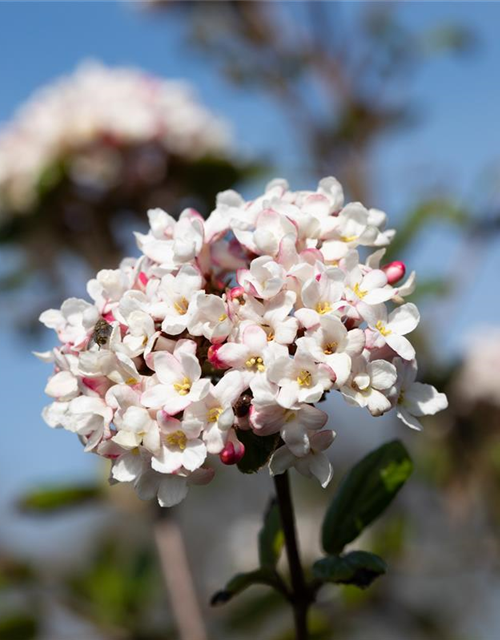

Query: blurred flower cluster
[0,61,230,215]
[38,177,447,507]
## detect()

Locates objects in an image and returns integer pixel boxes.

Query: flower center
[207,407,223,423]
[174,377,191,395]
[353,282,367,299]
[218,313,228,322]
[324,342,338,355]
[297,370,312,387]
[165,430,187,451]
[174,297,189,315]
[316,301,332,315]
[341,234,357,243]
[245,356,265,372]
[375,320,392,337]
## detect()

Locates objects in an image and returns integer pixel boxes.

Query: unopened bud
[208,344,229,370]
[382,261,406,285]
[220,440,245,465]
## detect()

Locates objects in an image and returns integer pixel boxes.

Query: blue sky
[1,2,500,538]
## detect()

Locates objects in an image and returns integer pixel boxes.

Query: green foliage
[312,551,387,589]
[211,568,283,606]
[0,614,38,640]
[322,440,412,554]
[258,499,284,569]
[19,483,104,513]
[236,429,280,474]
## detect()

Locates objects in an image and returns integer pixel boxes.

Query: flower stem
[274,471,312,640]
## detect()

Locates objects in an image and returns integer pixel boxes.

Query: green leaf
[0,614,38,640]
[236,429,280,474]
[19,483,104,513]
[322,440,412,554]
[210,568,283,606]
[258,499,284,568]
[313,551,387,589]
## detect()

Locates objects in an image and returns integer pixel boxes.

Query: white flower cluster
[38,177,448,507]
[0,61,230,214]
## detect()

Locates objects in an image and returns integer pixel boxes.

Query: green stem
[274,471,312,640]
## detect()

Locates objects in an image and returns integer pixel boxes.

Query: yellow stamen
[125,377,138,386]
[341,234,357,243]
[208,407,223,423]
[218,313,228,322]
[297,370,312,387]
[173,377,191,395]
[353,282,367,299]
[245,356,265,372]
[316,301,332,315]
[165,430,187,451]
[397,391,405,405]
[284,410,296,423]
[376,320,392,337]
[324,342,338,355]
[174,297,189,315]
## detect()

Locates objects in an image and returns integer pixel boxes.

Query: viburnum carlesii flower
[296,315,365,386]
[341,356,397,417]
[362,302,420,360]
[270,430,336,487]
[392,358,448,430]
[39,175,447,507]
[142,344,210,414]
[267,350,334,409]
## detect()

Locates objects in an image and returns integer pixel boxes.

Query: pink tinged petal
[243,324,268,353]
[182,440,207,471]
[269,445,297,476]
[306,452,333,488]
[157,475,189,508]
[363,287,394,305]
[404,383,448,417]
[112,453,144,482]
[214,370,245,406]
[367,389,392,417]
[396,407,423,431]
[174,339,198,358]
[216,343,249,368]
[327,353,351,387]
[301,279,320,309]
[274,317,299,345]
[385,333,416,360]
[344,329,365,356]
[249,404,286,435]
[141,385,172,409]
[45,371,78,400]
[179,352,201,383]
[151,352,183,384]
[157,412,182,432]
[162,393,192,415]
[363,269,388,290]
[367,360,397,390]
[189,379,211,402]
[310,429,336,452]
[294,308,321,330]
[135,471,160,501]
[297,404,329,431]
[217,406,235,431]
[277,383,300,409]
[281,421,310,457]
[388,303,420,335]
[267,357,294,386]
[152,448,184,474]
[204,425,227,454]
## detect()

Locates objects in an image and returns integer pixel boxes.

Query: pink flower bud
[382,261,406,285]
[219,440,245,465]
[208,343,230,370]
[138,272,149,287]
[228,286,245,301]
